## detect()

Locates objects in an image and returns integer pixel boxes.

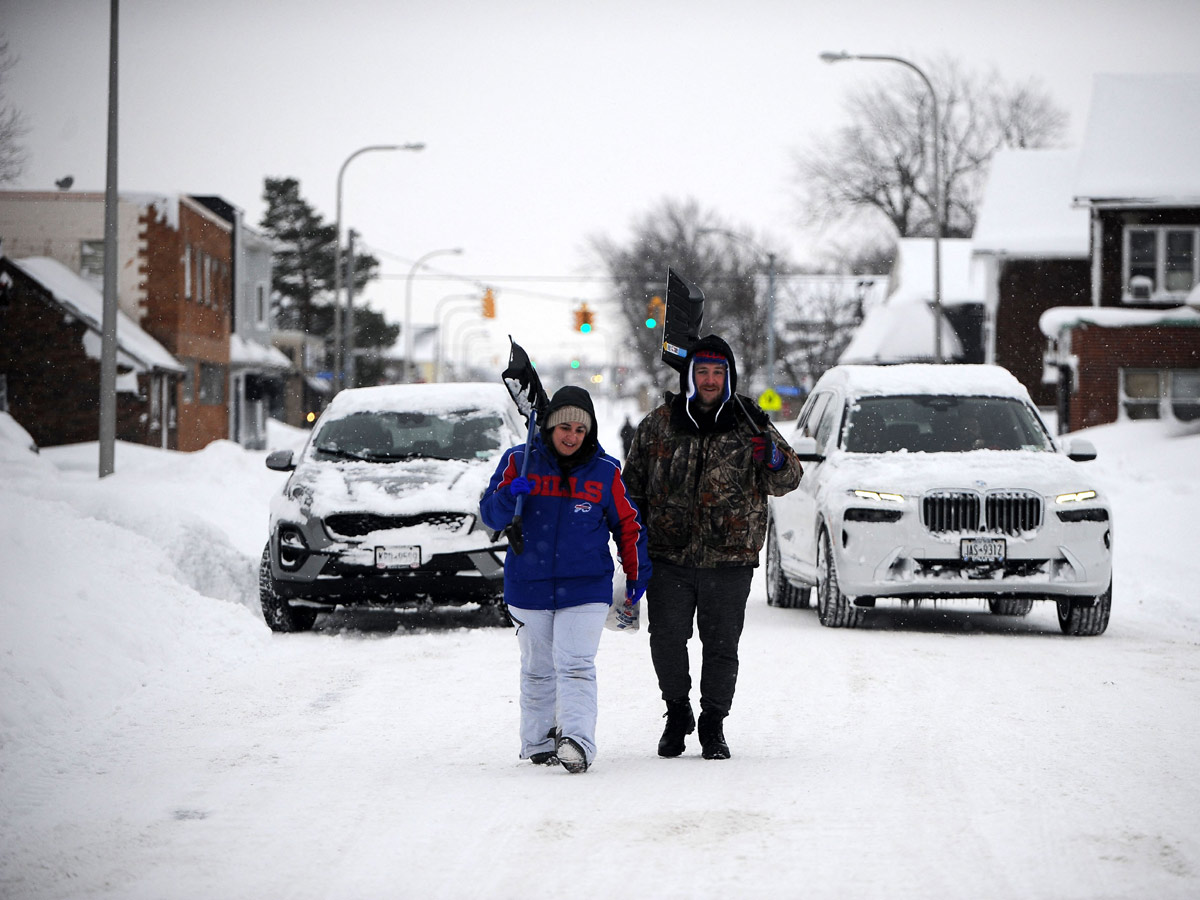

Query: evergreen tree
[258,177,386,370]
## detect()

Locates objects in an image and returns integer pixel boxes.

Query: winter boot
[657,698,695,758]
[529,726,559,765]
[698,710,731,760]
[556,736,589,774]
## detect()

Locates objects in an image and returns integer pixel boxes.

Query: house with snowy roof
[838,237,983,366]
[0,255,186,448]
[971,148,1092,409]
[1043,73,1200,430]
[0,190,237,450]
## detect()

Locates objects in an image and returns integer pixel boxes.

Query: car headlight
[1055,490,1097,504]
[851,490,905,503]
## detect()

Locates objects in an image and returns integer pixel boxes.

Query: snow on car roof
[820,364,1032,401]
[324,382,514,416]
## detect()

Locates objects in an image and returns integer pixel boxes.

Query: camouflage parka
[623,336,803,568]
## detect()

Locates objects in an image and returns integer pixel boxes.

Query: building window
[197,363,226,405]
[1124,227,1199,302]
[1120,368,1200,421]
[80,240,105,286]
[1173,371,1200,422]
[181,363,195,404]
[183,246,192,299]
[256,283,268,326]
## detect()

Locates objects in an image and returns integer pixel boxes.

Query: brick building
[0,256,184,447]
[0,191,234,449]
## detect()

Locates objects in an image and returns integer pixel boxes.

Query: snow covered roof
[11,257,185,374]
[1074,73,1200,205]
[838,238,978,364]
[820,363,1032,401]
[972,149,1090,258]
[1039,304,1200,338]
[230,333,292,370]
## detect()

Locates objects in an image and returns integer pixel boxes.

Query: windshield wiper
[313,446,376,461]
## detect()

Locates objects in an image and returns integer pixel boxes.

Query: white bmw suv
[766,365,1113,635]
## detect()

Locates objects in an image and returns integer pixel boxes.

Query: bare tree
[795,57,1068,240]
[590,197,790,392]
[0,38,28,185]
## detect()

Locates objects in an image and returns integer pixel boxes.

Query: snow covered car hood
[815,448,1108,499]
[283,456,494,519]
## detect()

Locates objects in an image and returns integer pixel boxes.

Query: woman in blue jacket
[481,385,650,774]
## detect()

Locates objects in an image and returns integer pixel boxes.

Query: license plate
[961,538,1005,563]
[375,546,420,569]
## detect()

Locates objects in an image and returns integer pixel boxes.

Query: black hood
[540,384,600,464]
[677,334,739,399]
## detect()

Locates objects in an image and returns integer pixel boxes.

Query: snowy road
[2,416,1199,899]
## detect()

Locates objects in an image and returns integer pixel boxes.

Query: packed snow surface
[1,402,1198,900]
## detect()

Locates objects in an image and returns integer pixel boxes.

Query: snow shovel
[500,336,549,555]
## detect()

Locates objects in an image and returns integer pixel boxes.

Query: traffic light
[481,287,495,319]
[645,295,665,329]
[574,302,594,333]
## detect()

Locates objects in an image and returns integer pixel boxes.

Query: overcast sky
[4,0,1199,368]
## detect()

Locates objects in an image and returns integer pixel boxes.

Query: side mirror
[789,434,825,463]
[1063,438,1097,462]
[265,449,296,471]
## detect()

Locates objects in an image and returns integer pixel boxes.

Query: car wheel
[987,598,1034,616]
[766,524,813,610]
[816,528,862,628]
[482,593,512,628]
[259,543,318,633]
[1056,580,1112,636]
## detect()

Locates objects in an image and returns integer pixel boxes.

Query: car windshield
[843,395,1055,453]
[311,408,508,462]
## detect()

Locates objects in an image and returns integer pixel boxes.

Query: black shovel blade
[501,337,549,423]
[660,268,705,373]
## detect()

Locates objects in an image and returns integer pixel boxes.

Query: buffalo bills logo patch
[574,502,593,513]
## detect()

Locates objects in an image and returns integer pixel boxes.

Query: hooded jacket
[622,334,803,568]
[480,385,651,610]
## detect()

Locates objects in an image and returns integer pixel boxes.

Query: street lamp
[820,50,943,363]
[405,247,463,382]
[433,293,479,382]
[697,227,778,387]
[333,142,424,393]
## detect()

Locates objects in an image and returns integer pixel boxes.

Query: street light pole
[820,51,943,363]
[433,293,480,382]
[333,142,424,394]
[404,247,463,383]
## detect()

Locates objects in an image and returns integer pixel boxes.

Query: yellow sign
[758,388,783,412]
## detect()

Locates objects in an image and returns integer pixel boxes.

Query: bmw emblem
[974,479,987,488]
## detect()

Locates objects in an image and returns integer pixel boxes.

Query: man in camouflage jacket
[623,334,802,760]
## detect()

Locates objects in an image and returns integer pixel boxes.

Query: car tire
[482,593,512,628]
[988,598,1034,616]
[816,528,862,628]
[1056,580,1112,636]
[259,543,318,633]
[766,524,809,608]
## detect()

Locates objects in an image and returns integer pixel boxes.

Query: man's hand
[625,581,647,604]
[751,435,785,471]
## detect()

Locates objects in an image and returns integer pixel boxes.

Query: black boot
[698,710,730,760]
[657,698,695,758]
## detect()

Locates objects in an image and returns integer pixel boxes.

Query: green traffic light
[570,359,580,369]
[645,318,657,329]
[580,323,592,334]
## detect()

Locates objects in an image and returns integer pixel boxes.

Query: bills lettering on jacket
[522,473,603,503]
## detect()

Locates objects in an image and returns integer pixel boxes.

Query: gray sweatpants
[507,602,609,764]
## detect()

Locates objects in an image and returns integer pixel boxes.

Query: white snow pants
[508,602,608,764]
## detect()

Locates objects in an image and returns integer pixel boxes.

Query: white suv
[766,365,1113,635]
